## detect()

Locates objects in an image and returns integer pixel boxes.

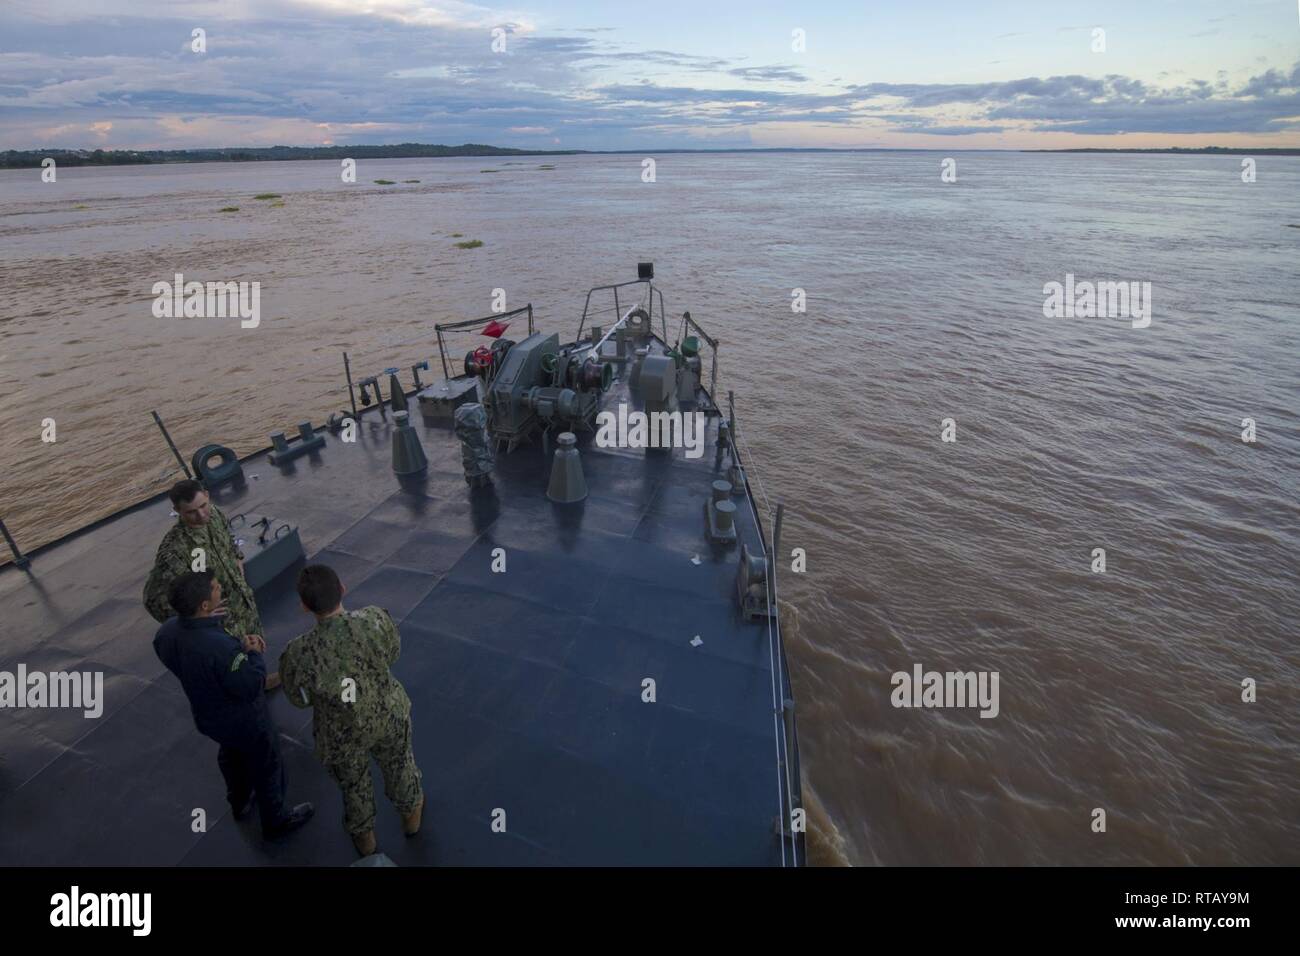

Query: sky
[1,0,1299,150]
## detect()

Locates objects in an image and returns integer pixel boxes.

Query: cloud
[290,0,533,30]
[635,49,732,71]
[841,69,1300,135]
[729,65,808,83]
[0,1,1297,150]
[6,0,536,31]
[871,115,1008,135]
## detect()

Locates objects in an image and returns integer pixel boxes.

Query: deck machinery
[476,331,613,453]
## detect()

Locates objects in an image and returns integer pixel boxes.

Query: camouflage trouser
[324,713,423,835]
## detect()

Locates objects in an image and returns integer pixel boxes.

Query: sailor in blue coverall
[152,570,314,839]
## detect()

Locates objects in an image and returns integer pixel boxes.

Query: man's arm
[378,608,400,665]
[217,642,266,700]
[152,628,178,676]
[208,506,232,556]
[278,642,312,710]
[142,535,189,624]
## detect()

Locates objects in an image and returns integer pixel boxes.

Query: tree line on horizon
[0,143,585,168]
[3,143,1296,168]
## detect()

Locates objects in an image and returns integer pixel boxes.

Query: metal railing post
[772,501,784,568]
[0,516,30,570]
[343,351,358,419]
[151,410,192,479]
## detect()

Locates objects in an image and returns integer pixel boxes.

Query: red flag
[482,320,509,338]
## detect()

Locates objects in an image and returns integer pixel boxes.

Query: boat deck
[0,337,802,865]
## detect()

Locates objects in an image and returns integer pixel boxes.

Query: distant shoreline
[1025,147,1300,156]
[3,143,1298,168]
[0,143,581,169]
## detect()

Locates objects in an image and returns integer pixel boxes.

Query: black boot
[264,802,315,840]
[232,792,256,821]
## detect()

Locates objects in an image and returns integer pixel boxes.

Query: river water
[1,151,1297,865]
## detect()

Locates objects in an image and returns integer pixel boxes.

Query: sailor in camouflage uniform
[143,480,264,643]
[144,480,277,690]
[279,564,424,856]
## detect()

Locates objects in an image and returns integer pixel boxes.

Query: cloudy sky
[2,0,1298,150]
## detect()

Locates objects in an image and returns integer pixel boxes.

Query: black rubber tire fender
[191,443,241,486]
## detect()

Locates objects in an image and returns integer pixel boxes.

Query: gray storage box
[417,377,482,426]
[236,519,306,592]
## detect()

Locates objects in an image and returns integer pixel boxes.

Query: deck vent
[387,368,409,415]
[547,432,587,503]
[391,410,428,476]
[357,375,385,419]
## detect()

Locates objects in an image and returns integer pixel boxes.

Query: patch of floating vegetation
[254,193,281,200]
[480,169,499,173]
[219,206,239,212]
[74,204,89,209]
[270,201,285,207]
[403,179,420,183]
[537,165,556,170]
[455,239,483,249]
[374,179,396,185]
[449,232,464,237]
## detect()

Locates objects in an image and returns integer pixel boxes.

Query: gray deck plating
[0,340,801,866]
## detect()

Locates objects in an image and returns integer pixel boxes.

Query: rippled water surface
[1,152,1297,865]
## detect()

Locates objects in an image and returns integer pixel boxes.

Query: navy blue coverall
[153,615,288,832]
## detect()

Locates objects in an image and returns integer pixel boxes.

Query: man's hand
[241,633,266,654]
